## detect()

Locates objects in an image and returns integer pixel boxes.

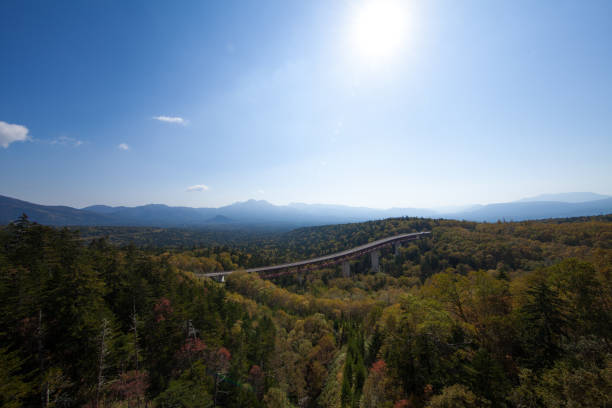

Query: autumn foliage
[0,214,610,407]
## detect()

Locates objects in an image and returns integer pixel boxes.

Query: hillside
[1,214,610,407]
[0,195,114,225]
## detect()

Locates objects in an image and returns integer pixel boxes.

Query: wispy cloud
[153,115,187,125]
[118,143,130,151]
[187,184,209,192]
[0,120,30,148]
[51,136,83,147]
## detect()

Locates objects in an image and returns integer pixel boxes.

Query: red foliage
[217,347,231,361]
[249,364,263,378]
[393,400,411,408]
[109,370,148,404]
[423,383,434,398]
[182,337,207,354]
[154,298,173,322]
[248,365,265,397]
[371,359,387,374]
[175,337,207,365]
[207,347,232,374]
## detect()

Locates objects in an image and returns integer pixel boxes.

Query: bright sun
[349,0,407,62]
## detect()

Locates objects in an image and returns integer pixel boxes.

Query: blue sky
[1,0,611,209]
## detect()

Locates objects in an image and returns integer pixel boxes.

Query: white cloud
[187,184,209,192]
[0,120,30,148]
[51,136,83,147]
[118,143,130,151]
[153,115,187,125]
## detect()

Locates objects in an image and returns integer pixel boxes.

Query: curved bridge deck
[199,231,430,279]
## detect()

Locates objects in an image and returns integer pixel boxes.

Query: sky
[1,0,611,209]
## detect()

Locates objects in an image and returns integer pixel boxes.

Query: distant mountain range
[1,193,611,228]
[516,192,611,203]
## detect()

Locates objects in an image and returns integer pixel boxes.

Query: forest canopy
[1,214,611,407]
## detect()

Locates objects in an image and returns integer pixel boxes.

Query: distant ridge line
[2,193,612,226]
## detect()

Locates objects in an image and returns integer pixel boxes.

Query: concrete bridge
[198,231,431,281]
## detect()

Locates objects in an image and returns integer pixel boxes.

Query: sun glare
[349,0,407,62]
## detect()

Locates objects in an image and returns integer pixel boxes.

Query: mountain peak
[206,214,233,223]
[229,199,274,207]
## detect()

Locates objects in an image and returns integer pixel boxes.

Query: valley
[1,214,610,407]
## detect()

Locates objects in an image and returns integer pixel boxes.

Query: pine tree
[520,281,569,369]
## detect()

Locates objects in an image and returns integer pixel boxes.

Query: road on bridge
[199,231,431,279]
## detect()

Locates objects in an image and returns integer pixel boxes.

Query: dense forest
[1,214,611,407]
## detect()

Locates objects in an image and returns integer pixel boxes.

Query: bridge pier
[395,242,402,256]
[370,250,380,273]
[342,261,351,277]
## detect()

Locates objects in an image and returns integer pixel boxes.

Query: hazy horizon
[1,0,611,209]
[3,190,611,211]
